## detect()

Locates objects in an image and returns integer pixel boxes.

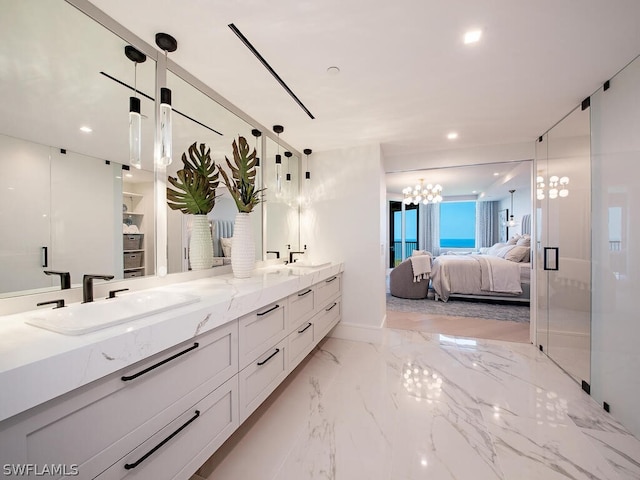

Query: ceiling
[87,0,640,166]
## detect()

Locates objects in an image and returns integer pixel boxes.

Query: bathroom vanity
[0,263,343,479]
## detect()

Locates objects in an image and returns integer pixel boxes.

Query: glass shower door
[537,106,591,385]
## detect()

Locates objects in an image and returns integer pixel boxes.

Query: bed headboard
[212,219,234,257]
[521,214,531,235]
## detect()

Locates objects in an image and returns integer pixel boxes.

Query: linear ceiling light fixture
[125,45,146,169]
[156,33,178,167]
[228,23,315,119]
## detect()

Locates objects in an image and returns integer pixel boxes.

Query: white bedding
[431,255,524,302]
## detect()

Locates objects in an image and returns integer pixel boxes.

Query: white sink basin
[25,291,200,335]
[288,262,330,269]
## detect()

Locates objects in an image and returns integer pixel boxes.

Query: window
[439,202,476,248]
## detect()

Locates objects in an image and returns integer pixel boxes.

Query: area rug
[386,291,530,323]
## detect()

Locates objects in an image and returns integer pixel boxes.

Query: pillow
[412,249,431,257]
[494,245,516,259]
[487,242,506,256]
[504,245,530,262]
[516,235,531,247]
[506,235,521,246]
[220,237,233,257]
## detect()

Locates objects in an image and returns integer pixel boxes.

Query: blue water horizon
[440,238,475,248]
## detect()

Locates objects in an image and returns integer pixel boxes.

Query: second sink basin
[25,291,200,335]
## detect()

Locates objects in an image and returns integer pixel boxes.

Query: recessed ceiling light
[472,190,477,194]
[447,132,458,140]
[327,66,340,75]
[464,30,482,44]
[493,172,500,176]
[125,173,133,178]
[80,126,92,133]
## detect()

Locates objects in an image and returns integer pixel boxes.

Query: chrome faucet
[44,270,71,289]
[82,274,114,303]
[289,251,305,264]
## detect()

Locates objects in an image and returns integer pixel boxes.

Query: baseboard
[329,319,385,343]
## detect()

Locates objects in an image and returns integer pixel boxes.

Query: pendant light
[251,129,262,192]
[506,189,519,228]
[251,129,262,167]
[155,33,178,167]
[125,46,146,169]
[273,125,284,195]
[303,148,312,207]
[284,151,292,182]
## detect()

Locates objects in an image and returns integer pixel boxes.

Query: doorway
[389,201,418,268]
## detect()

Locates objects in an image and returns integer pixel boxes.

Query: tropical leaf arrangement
[167,142,220,215]
[218,136,264,213]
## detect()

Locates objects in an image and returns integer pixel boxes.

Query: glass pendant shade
[129,96,142,169]
[159,87,173,166]
[275,154,282,194]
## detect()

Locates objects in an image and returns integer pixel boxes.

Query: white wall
[301,144,387,330]
[383,141,534,172]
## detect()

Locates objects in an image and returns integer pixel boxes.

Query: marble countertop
[0,262,343,423]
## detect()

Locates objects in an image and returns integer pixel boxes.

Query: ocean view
[440,238,475,248]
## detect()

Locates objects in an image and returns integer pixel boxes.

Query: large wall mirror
[0,0,156,297]
[264,137,300,260]
[0,0,304,300]
[165,70,263,273]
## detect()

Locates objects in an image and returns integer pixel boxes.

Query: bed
[430,215,532,304]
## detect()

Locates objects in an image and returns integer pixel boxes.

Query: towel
[410,254,431,282]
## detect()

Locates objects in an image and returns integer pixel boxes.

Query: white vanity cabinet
[0,321,238,480]
[0,269,342,480]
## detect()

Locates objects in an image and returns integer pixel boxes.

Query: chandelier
[402,179,443,205]
[537,175,569,200]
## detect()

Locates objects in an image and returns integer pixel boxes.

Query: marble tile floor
[194,330,640,480]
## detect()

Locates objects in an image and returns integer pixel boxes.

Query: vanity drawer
[238,338,288,422]
[21,321,237,477]
[315,298,341,341]
[96,375,238,480]
[288,286,315,331]
[315,274,341,307]
[239,302,287,369]
[288,320,315,370]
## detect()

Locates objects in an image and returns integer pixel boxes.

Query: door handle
[544,247,559,271]
[41,246,48,268]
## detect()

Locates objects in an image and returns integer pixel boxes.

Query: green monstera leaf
[218,136,265,213]
[167,142,220,215]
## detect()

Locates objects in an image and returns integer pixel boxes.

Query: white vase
[231,212,255,278]
[189,215,214,271]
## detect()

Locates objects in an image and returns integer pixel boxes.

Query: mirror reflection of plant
[219,136,265,213]
[167,142,220,215]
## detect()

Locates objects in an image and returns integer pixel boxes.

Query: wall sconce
[155,33,178,167]
[125,46,146,169]
[273,125,284,194]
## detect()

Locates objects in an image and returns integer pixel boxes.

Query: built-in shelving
[123,190,145,278]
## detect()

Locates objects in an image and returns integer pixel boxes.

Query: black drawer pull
[257,348,280,366]
[257,304,279,316]
[121,343,199,382]
[297,289,312,297]
[298,322,312,334]
[326,302,337,312]
[325,276,337,283]
[124,410,200,470]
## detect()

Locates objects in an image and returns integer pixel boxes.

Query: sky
[393,202,476,241]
